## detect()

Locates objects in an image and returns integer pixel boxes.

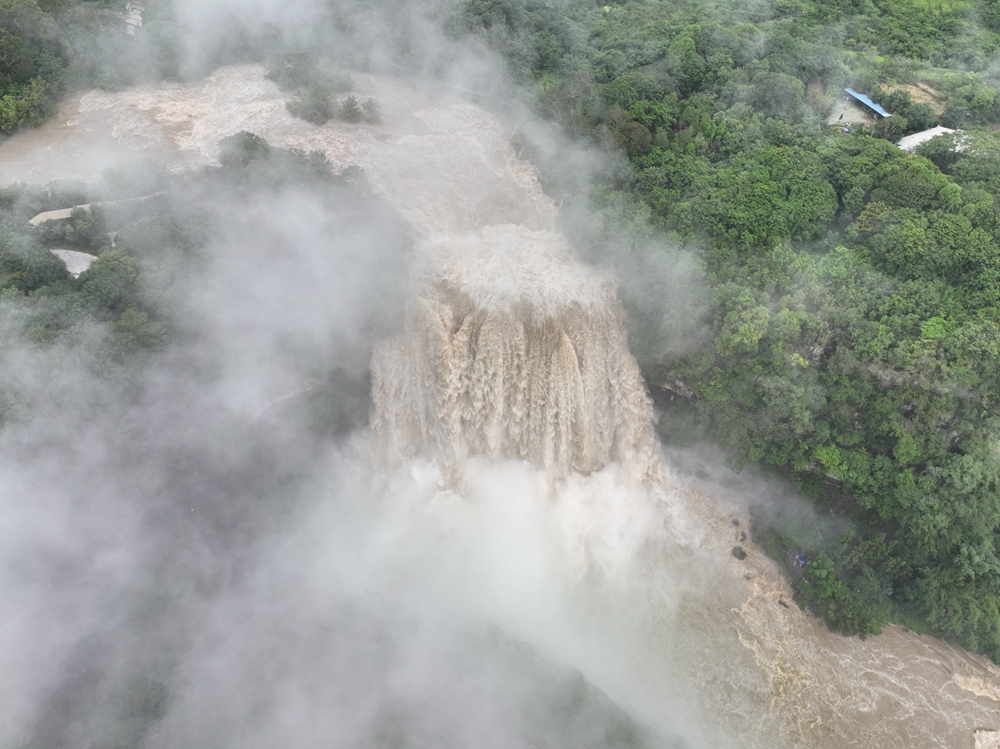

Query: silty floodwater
[3,64,1000,749]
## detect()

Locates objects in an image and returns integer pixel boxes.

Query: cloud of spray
[0,244,710,745]
[0,4,748,749]
[0,172,407,742]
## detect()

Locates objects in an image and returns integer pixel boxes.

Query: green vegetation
[336,94,381,124]
[362,96,381,123]
[266,51,352,125]
[0,0,383,136]
[338,93,363,122]
[457,0,1000,659]
[0,0,183,135]
[0,0,66,133]
[263,53,382,125]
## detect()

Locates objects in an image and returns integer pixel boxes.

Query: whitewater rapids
[2,64,1000,749]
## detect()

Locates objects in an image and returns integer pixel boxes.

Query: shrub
[286,84,333,125]
[361,97,381,124]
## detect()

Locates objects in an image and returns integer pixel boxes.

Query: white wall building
[897,126,959,152]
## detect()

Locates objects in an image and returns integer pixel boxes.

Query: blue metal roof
[844,88,891,117]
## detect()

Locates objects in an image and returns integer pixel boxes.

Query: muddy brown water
[1,64,999,749]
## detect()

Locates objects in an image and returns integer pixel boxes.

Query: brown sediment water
[2,63,1000,749]
[668,481,1000,749]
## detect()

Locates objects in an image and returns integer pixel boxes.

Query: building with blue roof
[843,88,891,118]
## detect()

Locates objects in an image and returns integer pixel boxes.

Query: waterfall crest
[371,224,662,483]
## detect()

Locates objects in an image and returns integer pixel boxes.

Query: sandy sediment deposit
[2,64,1000,749]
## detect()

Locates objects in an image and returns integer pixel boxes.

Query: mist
[4,1,1000,748]
[0,8,709,743]
[0,176,689,748]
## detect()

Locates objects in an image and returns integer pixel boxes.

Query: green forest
[7,0,1000,660]
[455,0,1000,656]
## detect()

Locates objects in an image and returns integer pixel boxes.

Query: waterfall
[371,224,663,484]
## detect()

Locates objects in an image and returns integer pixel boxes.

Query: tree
[666,31,706,96]
[78,250,140,317]
[338,94,363,123]
[916,134,962,173]
[0,27,33,89]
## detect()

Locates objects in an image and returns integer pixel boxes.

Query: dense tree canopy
[457,0,1000,659]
